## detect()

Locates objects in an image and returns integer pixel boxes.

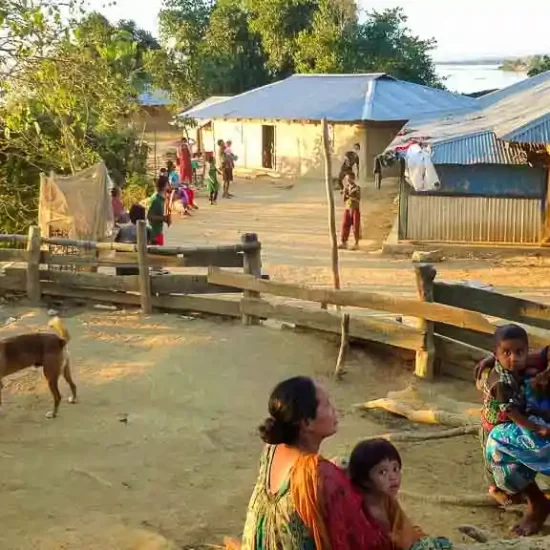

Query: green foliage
[528,55,550,78]
[122,173,154,210]
[0,0,151,234]
[158,0,443,104]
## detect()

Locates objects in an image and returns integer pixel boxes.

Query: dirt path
[0,307,525,549]
[4,178,550,548]
[165,178,550,303]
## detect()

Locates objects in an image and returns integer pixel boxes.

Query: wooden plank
[414,265,436,379]
[434,334,487,382]
[43,249,244,268]
[241,233,262,325]
[137,220,152,314]
[154,294,241,317]
[434,323,493,351]
[151,274,240,295]
[26,226,41,304]
[434,282,550,331]
[434,322,550,354]
[38,270,139,292]
[0,274,26,291]
[180,249,244,268]
[240,298,424,351]
[0,235,27,244]
[39,283,242,318]
[209,268,496,335]
[0,249,28,262]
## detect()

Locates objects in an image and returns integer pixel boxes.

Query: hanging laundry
[404,144,440,192]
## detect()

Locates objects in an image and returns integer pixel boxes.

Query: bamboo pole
[334,312,350,379]
[26,225,41,305]
[136,220,152,314]
[321,118,340,311]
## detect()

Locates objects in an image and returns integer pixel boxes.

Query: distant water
[435,63,528,94]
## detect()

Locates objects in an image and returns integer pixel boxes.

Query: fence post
[241,233,262,325]
[26,225,41,305]
[137,220,152,314]
[414,264,436,379]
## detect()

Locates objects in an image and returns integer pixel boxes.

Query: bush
[122,173,154,210]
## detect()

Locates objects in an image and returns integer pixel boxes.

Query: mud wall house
[179,74,478,182]
[390,71,550,246]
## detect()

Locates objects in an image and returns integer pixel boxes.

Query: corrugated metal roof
[180,74,478,123]
[431,131,527,165]
[478,70,550,108]
[179,96,232,117]
[138,88,173,107]
[387,70,550,163]
[501,112,550,143]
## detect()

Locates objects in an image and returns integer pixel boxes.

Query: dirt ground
[4,177,550,548]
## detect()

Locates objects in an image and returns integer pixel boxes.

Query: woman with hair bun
[238,376,390,550]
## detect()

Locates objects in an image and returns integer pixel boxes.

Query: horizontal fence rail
[2,227,549,383]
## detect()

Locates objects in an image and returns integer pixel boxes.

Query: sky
[89,0,550,62]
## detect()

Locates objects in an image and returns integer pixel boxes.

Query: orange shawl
[385,496,426,550]
[291,454,390,550]
[291,454,331,550]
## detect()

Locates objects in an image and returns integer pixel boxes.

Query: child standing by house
[339,172,361,250]
[147,175,171,246]
[348,438,451,550]
[205,153,220,205]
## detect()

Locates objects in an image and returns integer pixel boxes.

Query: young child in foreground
[475,324,550,507]
[348,438,452,550]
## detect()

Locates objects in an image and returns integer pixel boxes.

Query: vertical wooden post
[334,312,350,379]
[241,233,262,325]
[414,264,436,379]
[137,220,152,314]
[321,118,341,310]
[26,225,41,305]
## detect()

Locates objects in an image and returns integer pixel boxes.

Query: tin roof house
[180,73,478,181]
[386,71,550,247]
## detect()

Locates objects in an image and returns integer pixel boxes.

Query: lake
[435,63,528,94]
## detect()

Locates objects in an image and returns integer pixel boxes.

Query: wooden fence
[206,264,550,381]
[0,222,262,322]
[1,225,549,381]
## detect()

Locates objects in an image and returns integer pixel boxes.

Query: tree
[294,0,358,73]
[354,8,441,88]
[244,0,317,77]
[0,0,151,233]
[528,55,550,77]
[156,0,442,93]
[199,0,269,95]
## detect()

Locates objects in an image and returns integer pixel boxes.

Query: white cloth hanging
[404,144,440,192]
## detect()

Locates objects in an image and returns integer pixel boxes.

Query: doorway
[262,125,275,169]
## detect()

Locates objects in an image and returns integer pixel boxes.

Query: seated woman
[239,376,391,550]
[348,439,451,550]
